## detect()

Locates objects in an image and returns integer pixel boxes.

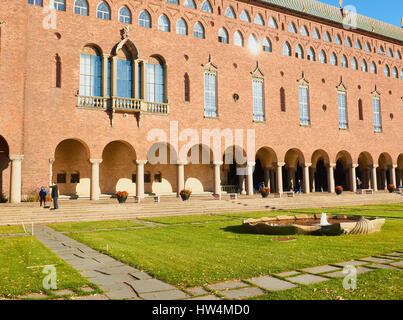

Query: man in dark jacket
[39,186,47,207]
[50,184,59,210]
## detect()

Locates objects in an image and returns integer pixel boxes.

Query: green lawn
[48,220,145,233]
[0,225,26,235]
[139,214,241,225]
[0,236,100,298]
[249,269,403,300]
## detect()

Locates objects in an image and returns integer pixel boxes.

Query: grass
[48,220,145,233]
[0,225,26,235]
[249,269,403,300]
[0,236,101,298]
[139,214,241,225]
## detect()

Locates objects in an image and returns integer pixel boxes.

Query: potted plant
[115,191,128,203]
[387,184,395,193]
[335,186,343,195]
[179,189,191,201]
[259,187,270,198]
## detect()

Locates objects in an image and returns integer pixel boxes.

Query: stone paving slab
[325,267,373,278]
[208,280,249,291]
[390,261,403,268]
[360,257,395,263]
[187,295,221,300]
[19,293,49,299]
[82,274,134,285]
[301,265,341,274]
[248,276,297,291]
[139,290,189,300]
[333,260,369,267]
[287,274,328,285]
[275,271,300,277]
[125,279,177,293]
[96,265,140,275]
[187,287,209,296]
[367,263,400,270]
[378,255,402,260]
[220,287,266,300]
[129,271,153,280]
[53,289,74,296]
[72,295,109,300]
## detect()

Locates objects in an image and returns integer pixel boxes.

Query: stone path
[26,224,403,300]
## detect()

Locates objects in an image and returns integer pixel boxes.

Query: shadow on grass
[221,225,256,235]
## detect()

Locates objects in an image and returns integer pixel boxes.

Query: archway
[0,136,10,199]
[335,151,352,190]
[378,153,393,190]
[397,154,403,187]
[254,147,278,192]
[357,152,373,189]
[53,139,91,197]
[311,150,329,192]
[222,145,247,194]
[100,141,137,196]
[284,148,304,192]
[185,144,214,193]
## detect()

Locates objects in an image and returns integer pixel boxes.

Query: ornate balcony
[77,95,108,110]
[112,97,141,112]
[145,101,169,114]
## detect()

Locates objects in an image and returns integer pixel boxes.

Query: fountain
[320,213,331,226]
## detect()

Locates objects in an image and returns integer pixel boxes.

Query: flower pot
[180,194,190,201]
[260,192,269,198]
[388,189,394,193]
[335,190,342,195]
[117,196,127,203]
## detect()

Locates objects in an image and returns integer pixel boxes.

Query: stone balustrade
[77,95,108,109]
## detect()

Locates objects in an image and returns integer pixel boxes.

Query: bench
[357,189,374,195]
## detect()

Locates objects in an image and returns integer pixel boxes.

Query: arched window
[378,45,385,54]
[55,54,62,88]
[119,6,131,24]
[341,55,348,68]
[262,38,272,52]
[147,56,165,103]
[184,0,196,9]
[184,73,190,101]
[52,0,65,11]
[300,26,309,36]
[345,37,352,47]
[176,18,187,35]
[158,15,170,32]
[225,7,236,19]
[116,47,133,98]
[319,50,327,64]
[201,1,212,13]
[167,0,179,4]
[387,48,393,58]
[323,31,331,42]
[358,99,363,120]
[254,14,264,26]
[139,10,151,28]
[355,40,362,50]
[351,57,358,70]
[280,87,286,112]
[282,42,291,56]
[384,65,390,77]
[312,28,320,39]
[364,42,371,52]
[396,50,401,60]
[392,67,398,78]
[248,34,259,53]
[218,28,228,44]
[96,1,110,20]
[330,53,337,66]
[79,46,102,97]
[295,45,303,59]
[307,47,315,61]
[361,59,367,72]
[370,62,377,74]
[288,22,297,33]
[240,10,250,22]
[74,0,88,16]
[193,22,205,39]
[268,17,278,29]
[234,31,243,47]
[334,34,342,44]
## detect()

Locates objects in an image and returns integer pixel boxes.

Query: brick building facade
[0,0,402,202]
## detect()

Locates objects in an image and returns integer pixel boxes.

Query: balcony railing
[77,95,108,109]
[112,97,141,112]
[145,101,169,114]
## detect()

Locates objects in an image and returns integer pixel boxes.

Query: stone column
[89,159,102,201]
[102,54,109,97]
[246,162,255,196]
[371,165,378,191]
[351,164,358,193]
[111,56,117,97]
[390,165,397,187]
[141,60,148,100]
[49,158,55,186]
[303,163,311,194]
[136,160,147,198]
[263,167,270,189]
[9,155,24,203]
[328,163,336,193]
[383,169,387,189]
[177,162,185,196]
[276,162,285,195]
[213,161,222,195]
[239,172,246,195]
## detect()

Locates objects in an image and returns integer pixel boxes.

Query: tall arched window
[384,65,390,77]
[323,31,331,42]
[218,28,228,44]
[330,53,337,66]
[288,22,297,33]
[387,48,393,58]
[201,1,212,13]
[74,0,88,15]
[295,45,303,59]
[240,10,250,22]
[312,28,320,39]
[370,62,377,74]
[364,42,371,52]
[361,59,368,72]
[119,6,131,24]
[55,54,62,88]
[268,17,278,29]
[176,18,187,35]
[147,56,165,103]
[351,57,358,70]
[254,14,264,26]
[262,38,272,52]
[345,37,352,47]
[396,50,401,60]
[300,26,309,36]
[225,7,235,19]
[378,46,385,54]
[355,40,362,50]
[341,55,348,68]
[116,47,133,98]
[280,87,286,112]
[234,31,243,47]
[80,46,102,97]
[184,0,196,9]
[319,50,327,64]
[282,42,291,56]
[358,99,363,120]
[334,34,342,44]
[97,1,110,20]
[392,67,398,79]
[307,47,315,61]
[193,22,205,39]
[248,34,259,53]
[139,11,151,28]
[184,73,190,101]
[158,15,170,32]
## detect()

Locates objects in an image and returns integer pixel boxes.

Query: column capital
[213,161,223,166]
[176,161,188,166]
[89,158,103,165]
[9,154,24,161]
[328,163,336,168]
[49,158,55,164]
[303,162,312,167]
[102,53,110,59]
[392,165,398,168]
[372,164,379,169]
[352,164,359,168]
[136,160,148,165]
[275,162,285,167]
[247,161,255,167]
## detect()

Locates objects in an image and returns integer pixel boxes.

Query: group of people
[38,184,59,210]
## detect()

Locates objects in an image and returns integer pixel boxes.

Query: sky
[318,0,403,27]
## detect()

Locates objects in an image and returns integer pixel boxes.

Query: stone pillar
[9,155,24,203]
[89,159,102,200]
[263,167,270,189]
[177,162,185,196]
[141,60,148,100]
[303,163,311,194]
[328,163,335,193]
[111,56,117,97]
[383,169,387,189]
[136,160,147,198]
[213,161,222,195]
[102,54,109,97]
[310,167,316,192]
[49,158,55,186]
[372,165,378,191]
[239,172,246,195]
[276,162,285,195]
[351,164,358,193]
[246,162,255,196]
[390,165,397,187]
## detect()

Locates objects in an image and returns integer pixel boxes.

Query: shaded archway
[0,136,10,199]
[222,145,247,194]
[254,147,278,192]
[378,152,393,190]
[397,154,403,187]
[53,139,91,196]
[100,141,137,196]
[284,148,304,192]
[357,152,373,189]
[311,150,329,192]
[185,144,214,193]
[335,151,352,190]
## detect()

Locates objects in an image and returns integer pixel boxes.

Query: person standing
[39,186,47,207]
[50,184,59,210]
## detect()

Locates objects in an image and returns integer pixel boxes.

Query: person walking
[50,184,59,210]
[356,177,362,190]
[39,186,47,207]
